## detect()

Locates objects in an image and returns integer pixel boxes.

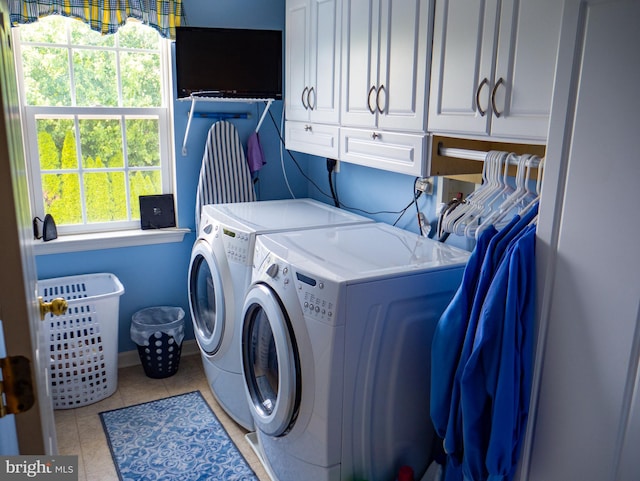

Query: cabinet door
[341,0,380,128]
[308,0,342,124]
[428,0,499,135]
[376,0,432,132]
[490,0,562,140]
[286,0,311,121]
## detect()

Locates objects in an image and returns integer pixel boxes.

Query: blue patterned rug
[100,391,259,481]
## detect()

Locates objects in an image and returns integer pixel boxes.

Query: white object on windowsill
[32,227,191,256]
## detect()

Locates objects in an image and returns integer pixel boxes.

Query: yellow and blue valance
[9,0,185,39]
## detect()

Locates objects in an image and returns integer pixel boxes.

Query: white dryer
[188,199,371,430]
[240,222,470,481]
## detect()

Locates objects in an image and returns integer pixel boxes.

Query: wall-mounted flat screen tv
[175,27,283,100]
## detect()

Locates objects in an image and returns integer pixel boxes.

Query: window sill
[32,228,192,256]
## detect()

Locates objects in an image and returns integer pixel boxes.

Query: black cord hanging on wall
[33,214,58,241]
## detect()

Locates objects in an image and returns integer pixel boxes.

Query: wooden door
[0,0,56,454]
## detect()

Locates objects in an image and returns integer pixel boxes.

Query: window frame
[12,18,177,237]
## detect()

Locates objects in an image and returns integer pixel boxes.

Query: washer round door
[188,240,226,355]
[242,283,300,437]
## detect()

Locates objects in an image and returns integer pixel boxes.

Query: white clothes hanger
[451,151,509,236]
[474,154,541,238]
[520,156,544,219]
[440,152,490,234]
[463,152,518,238]
[442,150,496,234]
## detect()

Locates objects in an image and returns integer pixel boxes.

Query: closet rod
[438,145,544,165]
[438,146,488,162]
[191,112,250,119]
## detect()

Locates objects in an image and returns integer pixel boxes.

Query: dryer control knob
[266,263,279,278]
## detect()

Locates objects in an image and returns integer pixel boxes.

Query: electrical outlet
[437,177,477,205]
[415,177,433,194]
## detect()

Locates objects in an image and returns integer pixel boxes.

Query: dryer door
[188,240,226,355]
[241,283,300,437]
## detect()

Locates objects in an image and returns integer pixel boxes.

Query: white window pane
[126,118,160,166]
[18,16,68,44]
[22,46,71,106]
[79,119,124,168]
[73,49,118,106]
[42,173,83,225]
[121,51,162,107]
[118,22,160,50]
[83,171,128,223]
[36,118,77,169]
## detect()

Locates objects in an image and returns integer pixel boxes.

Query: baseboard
[118,339,200,369]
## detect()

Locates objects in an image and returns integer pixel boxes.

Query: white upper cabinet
[341,0,432,133]
[428,0,562,141]
[285,0,341,125]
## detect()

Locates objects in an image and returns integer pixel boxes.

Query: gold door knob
[38,297,68,321]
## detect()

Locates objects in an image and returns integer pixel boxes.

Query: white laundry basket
[38,273,124,409]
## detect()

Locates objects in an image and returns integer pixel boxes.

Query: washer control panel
[214,224,252,265]
[256,252,340,325]
[294,271,339,325]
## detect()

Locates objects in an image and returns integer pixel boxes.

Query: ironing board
[195,120,256,228]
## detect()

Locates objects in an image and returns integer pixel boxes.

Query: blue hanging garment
[431,225,496,437]
[460,224,537,481]
[431,225,496,481]
[433,202,539,481]
[442,213,522,478]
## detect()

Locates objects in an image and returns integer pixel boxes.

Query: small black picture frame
[139,194,176,230]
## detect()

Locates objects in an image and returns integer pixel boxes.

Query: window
[14,16,174,235]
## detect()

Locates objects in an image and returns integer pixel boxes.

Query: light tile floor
[54,353,271,481]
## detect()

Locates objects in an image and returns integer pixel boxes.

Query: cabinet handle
[308,86,316,110]
[476,78,488,116]
[371,132,380,140]
[301,86,309,109]
[367,86,376,114]
[304,124,312,132]
[491,77,504,118]
[376,84,386,114]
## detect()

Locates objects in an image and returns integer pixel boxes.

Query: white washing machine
[188,199,372,430]
[240,222,470,481]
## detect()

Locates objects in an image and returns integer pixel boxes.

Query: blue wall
[36,0,466,353]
